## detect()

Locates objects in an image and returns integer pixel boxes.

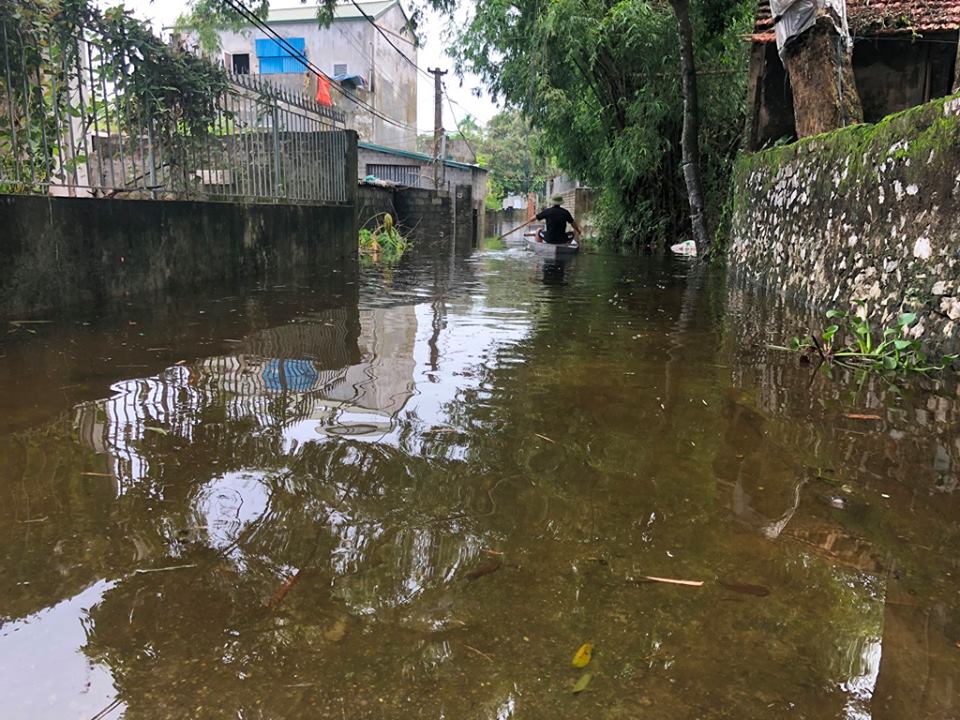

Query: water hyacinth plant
[784,307,956,373]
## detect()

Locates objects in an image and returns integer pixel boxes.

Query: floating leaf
[572,643,593,668]
[571,672,592,694]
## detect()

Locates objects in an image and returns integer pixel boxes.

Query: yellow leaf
[572,642,592,668]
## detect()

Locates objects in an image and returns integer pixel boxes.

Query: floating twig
[641,575,704,587]
[463,644,495,662]
[269,569,303,609]
[88,697,123,720]
[843,413,883,421]
[133,564,196,575]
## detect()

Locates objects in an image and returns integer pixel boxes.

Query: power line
[347,0,434,81]
[443,81,479,163]
[346,0,490,157]
[218,0,415,130]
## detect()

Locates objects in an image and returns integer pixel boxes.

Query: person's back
[536,196,581,244]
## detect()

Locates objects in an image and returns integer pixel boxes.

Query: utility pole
[429,67,447,189]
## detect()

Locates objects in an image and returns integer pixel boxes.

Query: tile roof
[752,0,960,43]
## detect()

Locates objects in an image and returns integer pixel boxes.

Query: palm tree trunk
[669,0,711,256]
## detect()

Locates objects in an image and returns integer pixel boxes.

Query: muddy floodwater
[1,240,959,720]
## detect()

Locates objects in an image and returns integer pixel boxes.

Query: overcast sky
[104,0,500,134]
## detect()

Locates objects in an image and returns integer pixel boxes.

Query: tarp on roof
[768,0,851,59]
[334,73,367,90]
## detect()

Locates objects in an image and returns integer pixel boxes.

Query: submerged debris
[465,557,502,581]
[718,580,771,597]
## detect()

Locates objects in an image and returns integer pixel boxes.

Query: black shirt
[535,206,575,244]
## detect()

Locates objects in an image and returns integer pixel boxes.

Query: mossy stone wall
[730,93,960,354]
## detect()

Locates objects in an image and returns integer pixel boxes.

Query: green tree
[480,109,553,203]
[450,0,752,250]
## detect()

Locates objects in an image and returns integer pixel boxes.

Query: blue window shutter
[255,39,280,57]
[259,57,283,74]
[255,37,307,74]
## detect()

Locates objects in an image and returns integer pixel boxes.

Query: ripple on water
[0,250,958,719]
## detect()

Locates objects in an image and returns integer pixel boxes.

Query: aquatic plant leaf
[572,643,593,668]
[571,672,592,693]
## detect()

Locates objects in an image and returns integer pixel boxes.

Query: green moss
[734,91,960,197]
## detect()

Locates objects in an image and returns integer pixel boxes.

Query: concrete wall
[359,184,480,249]
[358,184,397,229]
[0,195,357,318]
[729,93,960,355]
[213,9,417,150]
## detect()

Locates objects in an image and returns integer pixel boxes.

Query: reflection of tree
[6,254,960,718]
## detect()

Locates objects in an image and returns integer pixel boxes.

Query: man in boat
[535,195,582,245]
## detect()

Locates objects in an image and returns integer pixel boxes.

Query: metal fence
[0,19,349,203]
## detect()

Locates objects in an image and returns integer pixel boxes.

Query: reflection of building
[72,305,419,488]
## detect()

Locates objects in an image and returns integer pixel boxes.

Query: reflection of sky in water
[0,581,119,720]
[196,470,272,559]
[842,637,883,720]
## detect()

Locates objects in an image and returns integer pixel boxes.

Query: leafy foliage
[449,0,753,250]
[480,109,555,204]
[359,213,411,264]
[0,0,229,191]
[787,307,957,373]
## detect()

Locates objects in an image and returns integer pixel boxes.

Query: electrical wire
[218,0,415,130]
[346,0,491,162]
[348,0,434,81]
[443,81,479,162]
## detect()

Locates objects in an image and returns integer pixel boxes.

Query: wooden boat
[525,237,580,258]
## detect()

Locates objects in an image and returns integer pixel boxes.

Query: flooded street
[1,240,959,719]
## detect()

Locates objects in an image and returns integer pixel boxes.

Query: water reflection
[1,248,958,719]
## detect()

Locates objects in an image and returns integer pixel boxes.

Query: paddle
[496,216,538,241]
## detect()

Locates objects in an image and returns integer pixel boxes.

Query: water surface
[1,241,959,719]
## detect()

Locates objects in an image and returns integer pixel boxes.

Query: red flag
[315,76,332,107]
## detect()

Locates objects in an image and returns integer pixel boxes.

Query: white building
[209,0,417,151]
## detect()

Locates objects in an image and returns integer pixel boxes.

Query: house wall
[746,42,797,150]
[853,34,958,123]
[357,145,488,236]
[214,12,416,151]
[730,93,960,357]
[747,33,960,150]
[368,5,418,150]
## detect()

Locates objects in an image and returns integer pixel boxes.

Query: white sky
[106,0,500,133]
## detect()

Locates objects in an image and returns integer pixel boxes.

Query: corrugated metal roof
[358,141,487,172]
[752,0,960,42]
[267,1,400,23]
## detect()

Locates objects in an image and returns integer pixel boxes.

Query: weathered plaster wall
[0,195,357,318]
[730,93,960,354]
